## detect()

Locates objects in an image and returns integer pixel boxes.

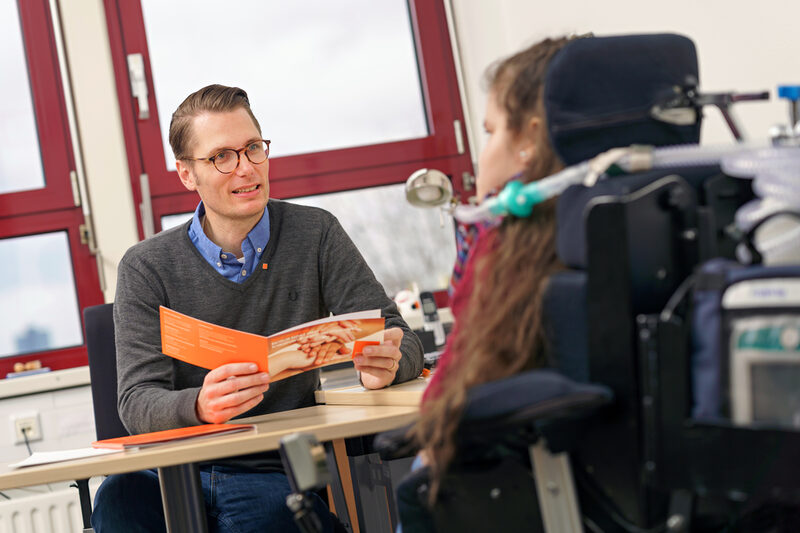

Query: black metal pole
[157,463,208,533]
[73,478,92,529]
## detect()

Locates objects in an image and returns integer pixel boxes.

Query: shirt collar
[244,204,270,254]
[188,202,270,260]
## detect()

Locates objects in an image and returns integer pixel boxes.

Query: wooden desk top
[315,376,429,406]
[0,404,418,491]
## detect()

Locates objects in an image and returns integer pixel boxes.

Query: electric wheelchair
[282,33,800,532]
[381,33,800,533]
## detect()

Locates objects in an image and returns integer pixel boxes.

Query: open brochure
[92,423,255,450]
[160,307,384,381]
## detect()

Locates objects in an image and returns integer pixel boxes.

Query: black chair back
[84,303,129,441]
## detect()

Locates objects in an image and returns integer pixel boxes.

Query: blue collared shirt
[188,202,270,283]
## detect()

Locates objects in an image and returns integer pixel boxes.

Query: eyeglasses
[184,139,271,174]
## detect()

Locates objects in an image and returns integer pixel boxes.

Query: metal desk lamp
[405,168,455,226]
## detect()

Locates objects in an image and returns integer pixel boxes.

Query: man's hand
[353,327,404,389]
[196,363,270,424]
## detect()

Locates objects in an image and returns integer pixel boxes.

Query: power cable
[21,427,33,456]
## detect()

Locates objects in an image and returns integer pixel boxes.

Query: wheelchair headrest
[545,33,702,166]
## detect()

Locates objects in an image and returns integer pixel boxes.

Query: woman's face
[477,90,529,201]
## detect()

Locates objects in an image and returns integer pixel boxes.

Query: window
[0,0,45,195]
[141,0,429,169]
[0,0,104,376]
[105,0,473,239]
[0,0,78,217]
[159,185,457,297]
[291,184,456,296]
[0,232,83,358]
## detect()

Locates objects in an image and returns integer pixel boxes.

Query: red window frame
[0,0,105,377]
[0,211,104,377]
[0,0,76,218]
[104,0,474,237]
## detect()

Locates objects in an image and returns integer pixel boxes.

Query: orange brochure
[159,307,385,381]
[92,423,254,449]
[160,306,271,373]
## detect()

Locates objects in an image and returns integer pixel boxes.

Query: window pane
[159,186,455,296]
[0,232,83,358]
[160,186,455,296]
[161,212,193,231]
[0,0,46,194]
[141,0,428,170]
[291,184,456,296]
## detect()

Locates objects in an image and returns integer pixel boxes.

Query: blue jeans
[91,466,335,532]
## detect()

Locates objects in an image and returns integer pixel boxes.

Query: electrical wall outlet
[11,412,43,445]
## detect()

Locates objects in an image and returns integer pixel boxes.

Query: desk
[0,404,418,532]
[316,375,429,406]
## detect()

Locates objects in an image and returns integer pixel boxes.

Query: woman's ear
[516,116,542,165]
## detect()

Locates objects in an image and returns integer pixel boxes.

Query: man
[92,84,424,532]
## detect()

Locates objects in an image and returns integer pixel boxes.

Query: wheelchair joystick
[279,433,334,533]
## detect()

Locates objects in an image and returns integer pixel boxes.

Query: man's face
[176,108,269,225]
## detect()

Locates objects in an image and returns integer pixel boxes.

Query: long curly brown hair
[410,35,575,502]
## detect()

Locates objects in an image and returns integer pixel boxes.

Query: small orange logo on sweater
[262,263,268,270]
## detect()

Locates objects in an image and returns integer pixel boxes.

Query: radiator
[0,488,83,533]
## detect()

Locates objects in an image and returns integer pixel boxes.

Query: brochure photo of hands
[268,318,384,381]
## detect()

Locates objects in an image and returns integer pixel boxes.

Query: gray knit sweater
[114,200,423,440]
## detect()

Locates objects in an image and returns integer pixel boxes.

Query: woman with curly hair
[402,35,576,526]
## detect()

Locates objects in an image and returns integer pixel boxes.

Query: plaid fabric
[425,222,498,405]
[448,187,507,297]
[449,220,492,296]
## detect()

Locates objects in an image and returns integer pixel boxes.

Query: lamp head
[405,169,453,208]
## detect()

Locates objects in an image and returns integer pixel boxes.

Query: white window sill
[0,366,90,399]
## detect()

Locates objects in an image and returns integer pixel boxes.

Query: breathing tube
[452,162,590,223]
[453,143,750,224]
[720,145,800,261]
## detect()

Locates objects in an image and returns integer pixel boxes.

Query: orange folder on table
[92,423,254,449]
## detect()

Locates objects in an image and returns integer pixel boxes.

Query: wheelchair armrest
[462,369,611,427]
[375,370,612,460]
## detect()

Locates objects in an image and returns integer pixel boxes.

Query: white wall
[0,384,97,500]
[1,385,94,465]
[450,0,800,165]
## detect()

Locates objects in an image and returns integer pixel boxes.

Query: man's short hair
[169,84,262,160]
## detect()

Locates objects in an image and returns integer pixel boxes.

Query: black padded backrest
[556,166,724,270]
[545,33,701,166]
[542,270,589,384]
[84,303,129,441]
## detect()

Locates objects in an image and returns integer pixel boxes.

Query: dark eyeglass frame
[183,139,271,174]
